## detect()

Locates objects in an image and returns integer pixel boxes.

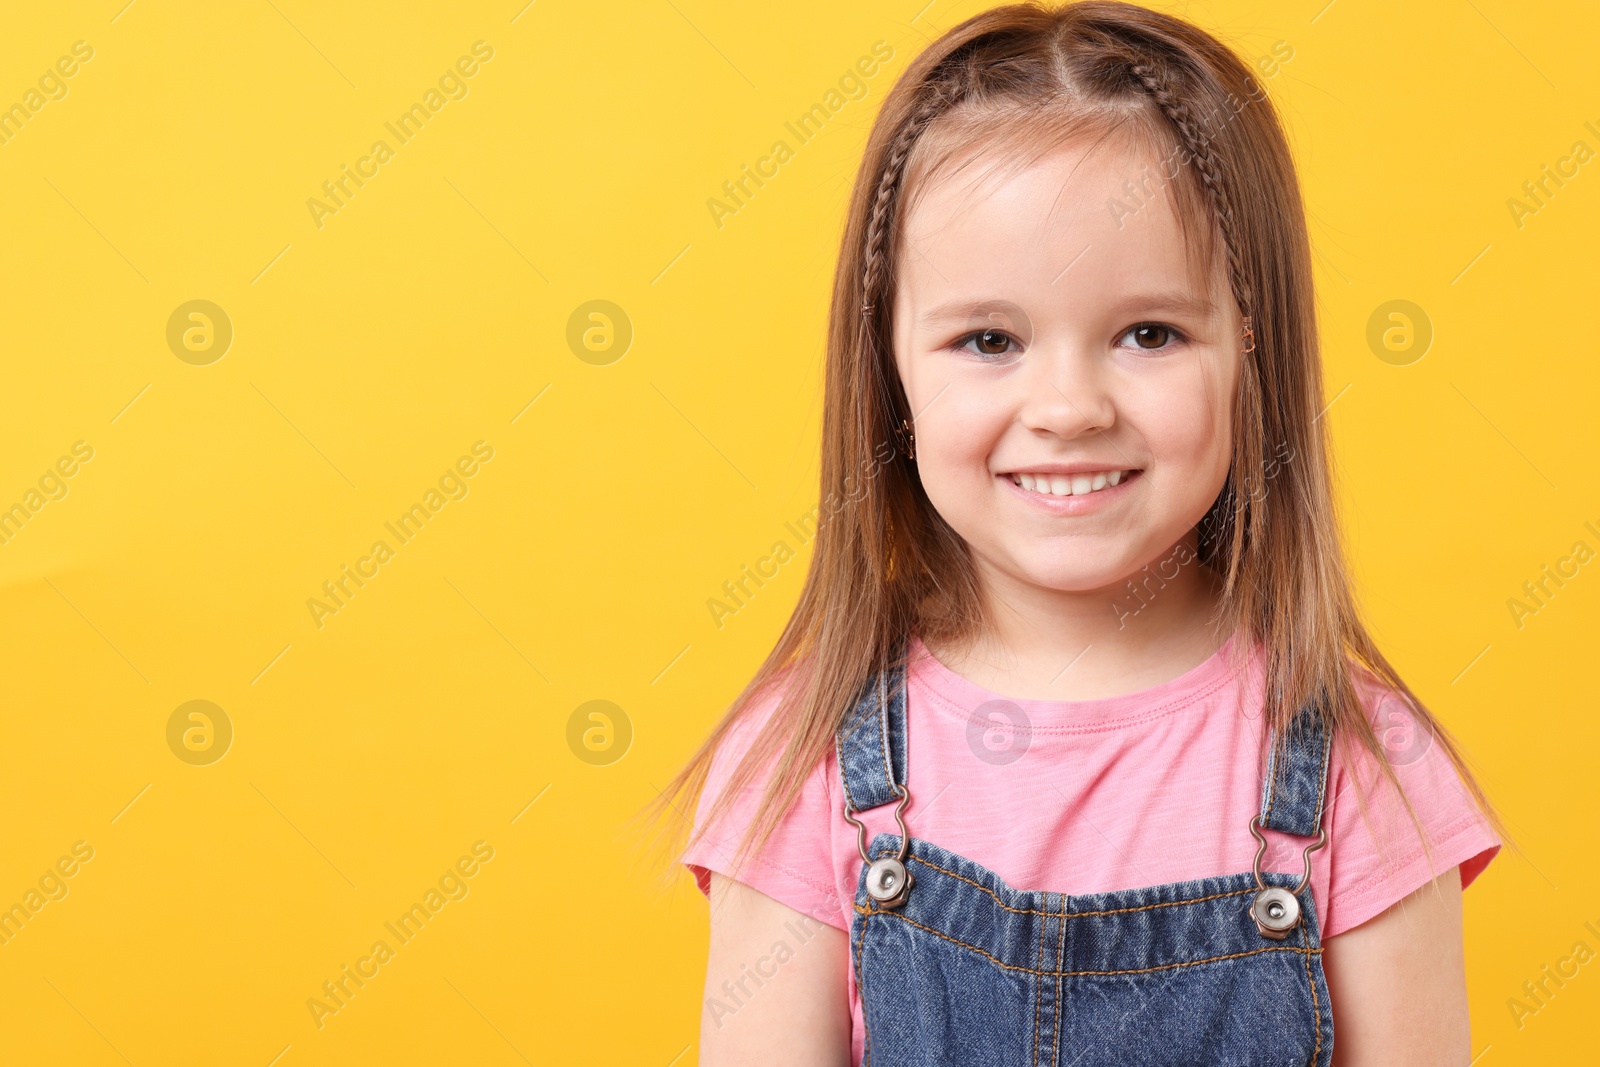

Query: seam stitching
[1033,892,1045,1067]
[855,906,871,1067]
[1328,809,1489,906]
[894,852,1259,918]
[1053,891,1066,1064]
[848,903,1320,977]
[1301,923,1323,1064]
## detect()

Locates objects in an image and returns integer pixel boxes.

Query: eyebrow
[915,299,1025,329]
[1105,291,1218,320]
[915,291,1218,329]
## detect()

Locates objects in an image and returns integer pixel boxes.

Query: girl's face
[891,135,1242,599]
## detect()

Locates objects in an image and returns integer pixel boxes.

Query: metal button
[1250,886,1301,939]
[865,857,912,908]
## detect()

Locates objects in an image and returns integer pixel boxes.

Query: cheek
[1185,404,1234,471]
[1127,387,1234,515]
[1143,362,1234,461]
[913,407,1005,513]
[920,397,1003,470]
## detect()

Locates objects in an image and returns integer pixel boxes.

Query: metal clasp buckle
[1247,815,1325,939]
[844,784,913,909]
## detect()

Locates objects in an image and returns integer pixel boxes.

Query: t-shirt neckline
[907,630,1243,731]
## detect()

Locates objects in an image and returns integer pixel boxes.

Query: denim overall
[838,650,1334,1066]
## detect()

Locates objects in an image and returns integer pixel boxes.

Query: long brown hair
[646,0,1504,883]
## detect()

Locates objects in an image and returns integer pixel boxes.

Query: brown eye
[975,329,1010,355]
[950,328,1022,360]
[1132,324,1171,349]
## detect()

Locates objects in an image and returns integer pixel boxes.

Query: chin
[1002,553,1131,594]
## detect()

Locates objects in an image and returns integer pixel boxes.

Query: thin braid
[1127,61,1262,574]
[859,88,962,458]
[1127,61,1255,322]
[859,92,953,319]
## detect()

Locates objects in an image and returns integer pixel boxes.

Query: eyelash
[946,322,1190,360]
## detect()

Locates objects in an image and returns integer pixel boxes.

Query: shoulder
[1317,665,1501,938]
[701,660,815,786]
[693,663,811,825]
[683,660,844,918]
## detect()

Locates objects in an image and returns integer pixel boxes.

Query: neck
[926,536,1231,701]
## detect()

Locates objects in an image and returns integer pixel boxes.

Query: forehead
[893,129,1224,315]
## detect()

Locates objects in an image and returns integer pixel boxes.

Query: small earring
[1240,316,1257,355]
[895,418,915,460]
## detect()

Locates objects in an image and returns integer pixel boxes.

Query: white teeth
[1007,470,1136,497]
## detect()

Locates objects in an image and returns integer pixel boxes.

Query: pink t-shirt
[683,631,1500,1063]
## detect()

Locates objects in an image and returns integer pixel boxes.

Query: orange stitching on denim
[839,747,859,813]
[1032,894,1046,1067]
[898,853,1258,918]
[849,903,1321,977]
[876,669,895,800]
[1263,714,1332,838]
[1301,926,1323,1063]
[1053,891,1066,1064]
[855,908,871,1067]
[838,710,867,815]
[1266,699,1315,827]
[840,668,898,813]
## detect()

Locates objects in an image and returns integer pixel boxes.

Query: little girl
[659,3,1503,1064]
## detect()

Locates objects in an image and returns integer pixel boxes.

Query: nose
[1016,340,1116,440]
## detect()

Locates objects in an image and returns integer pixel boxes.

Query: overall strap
[835,653,908,814]
[1257,690,1333,838]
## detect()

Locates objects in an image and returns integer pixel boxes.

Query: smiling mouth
[1004,469,1142,498]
